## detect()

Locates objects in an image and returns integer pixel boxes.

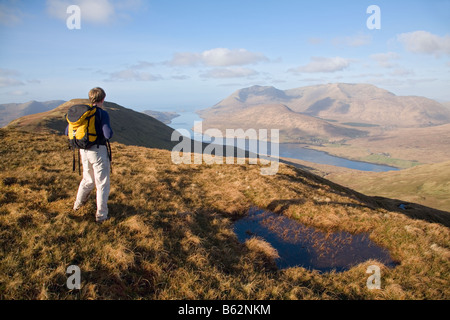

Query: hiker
[66,87,113,223]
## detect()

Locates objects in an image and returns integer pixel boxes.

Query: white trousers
[74,145,110,221]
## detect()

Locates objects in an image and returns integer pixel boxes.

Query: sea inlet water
[234,208,398,272]
[168,112,398,172]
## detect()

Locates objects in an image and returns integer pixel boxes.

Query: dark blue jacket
[96,107,113,141]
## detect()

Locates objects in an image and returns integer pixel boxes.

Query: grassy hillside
[0,128,449,300]
[326,161,450,213]
[6,99,178,151]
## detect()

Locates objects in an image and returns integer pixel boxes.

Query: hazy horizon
[2,81,450,114]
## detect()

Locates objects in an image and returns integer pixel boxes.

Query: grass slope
[0,129,449,300]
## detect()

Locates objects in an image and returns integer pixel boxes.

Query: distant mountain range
[198,83,450,143]
[197,103,366,143]
[5,100,178,150]
[0,100,66,127]
[3,84,449,163]
[0,100,181,128]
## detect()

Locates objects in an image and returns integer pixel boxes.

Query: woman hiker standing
[67,87,113,223]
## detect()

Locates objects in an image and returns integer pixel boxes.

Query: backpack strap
[106,139,112,174]
[72,148,76,172]
[78,149,81,175]
[71,148,81,175]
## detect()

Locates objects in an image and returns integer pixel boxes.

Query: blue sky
[0,0,449,112]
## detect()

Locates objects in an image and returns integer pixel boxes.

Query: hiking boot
[73,201,86,211]
[96,216,110,224]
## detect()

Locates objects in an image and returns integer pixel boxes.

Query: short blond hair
[89,87,106,104]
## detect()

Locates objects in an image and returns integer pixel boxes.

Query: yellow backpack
[66,104,113,174]
[66,104,99,150]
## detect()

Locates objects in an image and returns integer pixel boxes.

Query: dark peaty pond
[234,208,398,272]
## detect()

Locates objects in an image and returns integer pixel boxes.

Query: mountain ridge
[199,83,450,128]
[6,99,178,150]
[198,103,367,143]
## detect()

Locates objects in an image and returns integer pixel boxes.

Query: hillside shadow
[191,139,260,160]
[277,163,450,228]
[267,199,307,212]
[68,202,143,223]
[370,196,450,228]
[108,202,144,221]
[79,268,157,299]
[304,98,335,116]
[279,158,320,173]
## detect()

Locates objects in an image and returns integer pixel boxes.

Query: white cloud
[202,48,267,67]
[370,52,401,68]
[389,68,415,77]
[115,0,144,11]
[171,75,190,80]
[129,61,155,70]
[200,67,259,79]
[354,73,384,78]
[0,77,25,88]
[0,2,24,26]
[46,0,113,23]
[0,68,21,77]
[103,59,162,82]
[397,31,450,57]
[332,33,372,47]
[289,57,351,73]
[6,90,28,96]
[308,37,323,45]
[106,69,162,82]
[0,68,24,87]
[46,0,144,24]
[363,76,437,89]
[169,48,268,67]
[27,79,41,84]
[170,52,202,67]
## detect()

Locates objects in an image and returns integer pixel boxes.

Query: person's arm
[101,110,113,140]
[65,125,69,136]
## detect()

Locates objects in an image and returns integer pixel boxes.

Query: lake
[168,111,399,173]
[234,208,398,272]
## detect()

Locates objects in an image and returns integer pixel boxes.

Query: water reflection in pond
[234,208,398,272]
